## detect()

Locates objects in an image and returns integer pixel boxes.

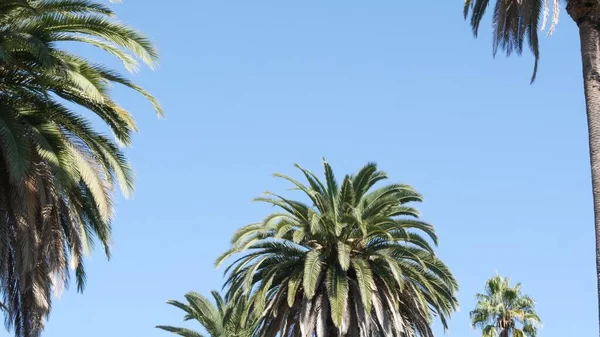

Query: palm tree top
[217,160,458,336]
[471,275,542,337]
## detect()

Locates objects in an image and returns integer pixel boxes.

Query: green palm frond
[31,0,114,16]
[156,326,206,337]
[464,0,560,82]
[326,264,349,328]
[303,249,323,298]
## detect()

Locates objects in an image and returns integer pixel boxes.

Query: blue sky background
[3,1,596,336]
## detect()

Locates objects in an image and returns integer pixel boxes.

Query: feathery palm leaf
[464,0,560,82]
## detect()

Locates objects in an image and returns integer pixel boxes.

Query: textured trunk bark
[568,0,600,332]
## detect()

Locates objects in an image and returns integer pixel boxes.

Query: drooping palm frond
[470,275,542,337]
[218,160,459,337]
[464,0,561,82]
[0,1,161,336]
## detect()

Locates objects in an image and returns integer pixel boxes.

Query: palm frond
[464,0,559,82]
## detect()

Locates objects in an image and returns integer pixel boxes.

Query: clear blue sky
[10,1,596,336]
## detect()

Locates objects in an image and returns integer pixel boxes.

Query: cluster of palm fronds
[0,1,160,336]
[159,161,459,337]
[157,291,259,337]
[464,0,560,82]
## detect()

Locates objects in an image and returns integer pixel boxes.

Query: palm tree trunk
[568,0,600,332]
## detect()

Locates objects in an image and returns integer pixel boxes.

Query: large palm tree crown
[218,160,458,337]
[470,275,542,337]
[157,291,257,337]
[0,1,161,336]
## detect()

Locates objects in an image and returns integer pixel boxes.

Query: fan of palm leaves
[464,0,561,82]
[470,275,542,337]
[217,160,459,337]
[0,1,161,336]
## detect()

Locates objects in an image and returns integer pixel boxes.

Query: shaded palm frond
[464,0,560,82]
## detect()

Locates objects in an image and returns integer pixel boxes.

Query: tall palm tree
[157,291,258,337]
[463,0,600,329]
[217,160,458,337]
[470,275,542,337]
[0,1,161,336]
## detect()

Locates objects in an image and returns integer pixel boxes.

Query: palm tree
[217,160,459,337]
[157,291,258,337]
[463,0,600,329]
[470,275,542,337]
[0,1,161,336]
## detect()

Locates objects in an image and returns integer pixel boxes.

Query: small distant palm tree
[470,275,542,337]
[218,160,458,337]
[157,291,257,337]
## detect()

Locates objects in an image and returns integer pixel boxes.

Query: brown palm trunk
[567,0,600,332]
